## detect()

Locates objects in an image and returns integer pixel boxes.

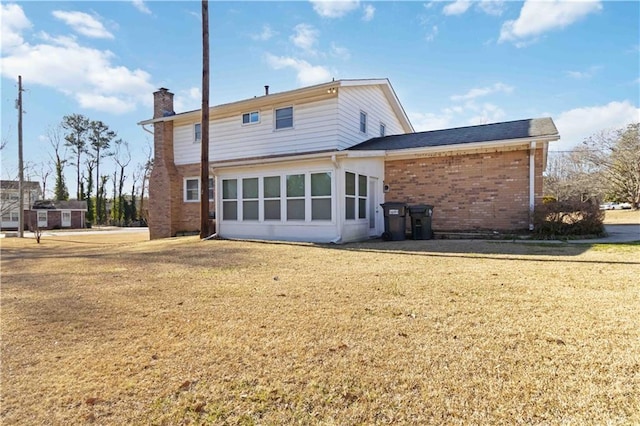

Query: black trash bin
[408,205,434,240]
[380,202,408,241]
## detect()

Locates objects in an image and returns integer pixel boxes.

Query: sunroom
[212,151,385,243]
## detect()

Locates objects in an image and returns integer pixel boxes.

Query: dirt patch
[1,234,639,424]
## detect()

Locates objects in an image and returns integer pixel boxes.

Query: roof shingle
[349,118,558,151]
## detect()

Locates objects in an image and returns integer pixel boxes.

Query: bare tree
[138,140,153,225]
[112,139,131,225]
[46,125,69,201]
[89,120,116,223]
[583,123,640,208]
[61,114,90,199]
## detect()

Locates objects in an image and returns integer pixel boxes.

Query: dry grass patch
[1,234,639,424]
[604,209,640,225]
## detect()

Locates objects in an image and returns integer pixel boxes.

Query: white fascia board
[345,150,386,158]
[210,151,349,171]
[384,135,559,160]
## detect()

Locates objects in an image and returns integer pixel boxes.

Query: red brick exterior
[149,89,180,239]
[384,147,545,232]
[148,89,215,238]
[25,210,85,230]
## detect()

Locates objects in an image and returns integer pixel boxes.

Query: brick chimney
[149,88,180,239]
[153,88,174,119]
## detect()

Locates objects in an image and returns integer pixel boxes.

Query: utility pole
[200,0,210,239]
[17,75,24,238]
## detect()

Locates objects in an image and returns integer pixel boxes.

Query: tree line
[48,114,153,226]
[545,123,639,208]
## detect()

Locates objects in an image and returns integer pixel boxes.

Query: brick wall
[384,147,545,232]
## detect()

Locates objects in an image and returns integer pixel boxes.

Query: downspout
[141,124,154,135]
[529,141,536,231]
[330,154,342,244]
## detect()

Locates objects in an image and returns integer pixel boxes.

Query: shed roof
[349,118,558,151]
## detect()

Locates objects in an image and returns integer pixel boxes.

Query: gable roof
[0,180,42,191]
[138,78,414,133]
[32,200,88,210]
[349,118,559,151]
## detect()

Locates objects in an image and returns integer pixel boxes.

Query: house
[138,78,559,243]
[30,200,88,230]
[0,180,42,230]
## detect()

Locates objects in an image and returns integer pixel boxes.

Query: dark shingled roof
[349,118,558,151]
[0,180,42,191]
[32,200,88,210]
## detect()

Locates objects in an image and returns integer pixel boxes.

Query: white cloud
[409,111,453,132]
[553,101,640,151]
[251,24,276,41]
[450,82,513,101]
[499,0,602,46]
[310,0,360,18]
[265,53,331,86]
[0,5,154,115]
[174,87,202,113]
[443,0,472,16]
[0,3,32,50]
[290,23,319,53]
[52,10,114,39]
[362,4,375,21]
[478,0,505,16]
[132,0,151,15]
[467,102,506,125]
[331,43,351,60]
[426,25,439,42]
[565,65,602,80]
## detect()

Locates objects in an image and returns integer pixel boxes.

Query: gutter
[383,134,559,159]
[141,124,154,135]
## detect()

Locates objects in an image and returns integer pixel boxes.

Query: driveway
[567,224,640,244]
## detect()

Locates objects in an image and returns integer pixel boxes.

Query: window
[358,175,367,219]
[194,123,202,142]
[311,172,332,220]
[286,174,305,220]
[242,178,259,220]
[61,211,71,227]
[360,111,367,133]
[380,123,386,137]
[275,106,293,130]
[242,111,260,124]
[345,171,367,220]
[2,211,18,222]
[263,176,281,220]
[222,179,238,220]
[184,177,214,202]
[37,210,47,227]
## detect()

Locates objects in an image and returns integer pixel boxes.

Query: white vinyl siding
[172,98,339,165]
[171,84,408,165]
[336,85,406,150]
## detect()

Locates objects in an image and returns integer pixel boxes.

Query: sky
[1,0,639,198]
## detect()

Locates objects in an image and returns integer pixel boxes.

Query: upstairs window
[380,123,386,137]
[242,111,260,125]
[194,123,202,143]
[360,111,367,133]
[275,106,293,130]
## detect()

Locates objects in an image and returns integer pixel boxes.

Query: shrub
[533,199,605,238]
